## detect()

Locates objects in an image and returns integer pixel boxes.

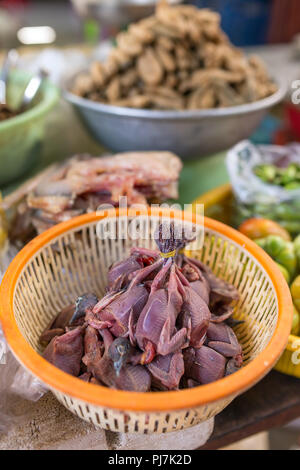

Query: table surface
[198,370,300,450]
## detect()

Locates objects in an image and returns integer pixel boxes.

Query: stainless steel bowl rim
[64,78,287,120]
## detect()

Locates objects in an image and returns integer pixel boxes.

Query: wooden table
[199,370,300,450]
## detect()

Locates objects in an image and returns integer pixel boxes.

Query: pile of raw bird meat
[1,151,181,247]
[41,223,243,391]
[72,1,276,110]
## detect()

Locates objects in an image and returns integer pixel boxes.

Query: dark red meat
[43,327,84,376]
[147,352,184,390]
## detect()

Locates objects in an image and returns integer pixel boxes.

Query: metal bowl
[71,0,183,29]
[64,79,287,159]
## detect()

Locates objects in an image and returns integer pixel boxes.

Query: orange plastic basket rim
[0,208,293,413]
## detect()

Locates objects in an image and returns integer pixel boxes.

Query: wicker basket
[0,208,293,433]
[193,184,300,380]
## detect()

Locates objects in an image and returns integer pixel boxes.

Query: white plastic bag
[226,140,300,232]
[227,140,300,205]
[0,245,47,433]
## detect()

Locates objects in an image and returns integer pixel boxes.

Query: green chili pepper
[254,164,277,182]
[254,162,300,188]
[279,221,300,235]
[281,165,298,185]
[274,205,300,221]
[284,182,300,190]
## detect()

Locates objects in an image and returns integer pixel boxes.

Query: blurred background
[1,0,300,48]
[1,0,300,181]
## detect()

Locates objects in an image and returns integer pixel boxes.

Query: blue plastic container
[191,0,271,46]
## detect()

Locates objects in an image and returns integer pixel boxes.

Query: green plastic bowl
[0,70,59,187]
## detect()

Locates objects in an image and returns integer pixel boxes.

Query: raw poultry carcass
[1,151,182,246]
[40,222,243,392]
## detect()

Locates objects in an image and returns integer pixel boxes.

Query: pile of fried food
[72,1,277,110]
[1,151,182,246]
[40,223,243,392]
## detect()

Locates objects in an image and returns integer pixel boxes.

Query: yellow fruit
[292,305,300,336]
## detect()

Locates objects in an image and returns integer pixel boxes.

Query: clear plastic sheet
[0,245,47,433]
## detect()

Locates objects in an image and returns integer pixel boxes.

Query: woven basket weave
[193,183,300,380]
[0,208,292,433]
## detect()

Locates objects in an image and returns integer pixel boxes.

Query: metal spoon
[0,66,48,121]
[18,68,48,112]
[0,49,19,106]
